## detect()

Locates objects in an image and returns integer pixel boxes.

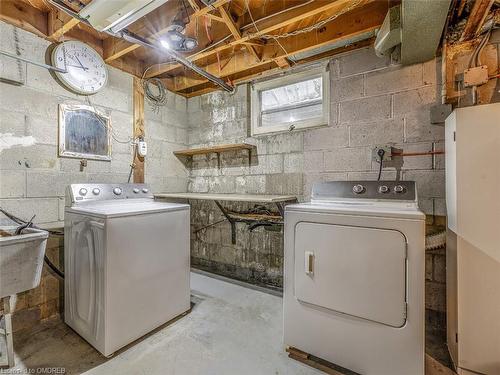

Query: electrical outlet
[373,146,392,162]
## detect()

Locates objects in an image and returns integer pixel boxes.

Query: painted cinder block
[339,94,392,124]
[364,63,424,96]
[337,47,391,77]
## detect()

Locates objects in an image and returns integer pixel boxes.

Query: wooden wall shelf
[173,143,255,157]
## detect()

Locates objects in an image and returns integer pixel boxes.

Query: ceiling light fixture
[160,39,171,49]
[162,29,198,52]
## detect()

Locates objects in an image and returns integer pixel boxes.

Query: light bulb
[160,40,171,49]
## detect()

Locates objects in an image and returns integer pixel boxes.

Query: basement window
[250,68,330,136]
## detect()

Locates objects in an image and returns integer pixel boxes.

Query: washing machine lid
[66,199,189,218]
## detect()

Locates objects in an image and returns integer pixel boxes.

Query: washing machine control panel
[66,183,154,204]
[312,181,416,202]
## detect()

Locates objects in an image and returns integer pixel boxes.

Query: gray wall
[0,22,188,226]
[185,47,445,287]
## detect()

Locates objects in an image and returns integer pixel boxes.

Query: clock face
[51,41,108,95]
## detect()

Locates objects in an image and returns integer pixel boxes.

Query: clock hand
[75,55,87,70]
[66,64,89,71]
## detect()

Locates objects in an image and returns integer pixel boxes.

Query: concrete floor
[9,272,321,375]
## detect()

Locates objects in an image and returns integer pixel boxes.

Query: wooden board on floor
[286,347,458,375]
[425,354,457,375]
[286,347,358,375]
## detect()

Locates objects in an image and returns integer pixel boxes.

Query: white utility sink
[0,227,48,299]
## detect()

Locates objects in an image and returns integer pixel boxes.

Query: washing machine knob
[92,188,100,195]
[79,188,88,196]
[394,185,405,193]
[142,188,149,193]
[113,187,122,195]
[352,184,365,194]
[378,185,389,194]
[133,188,140,193]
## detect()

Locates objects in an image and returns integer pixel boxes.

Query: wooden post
[133,77,145,183]
[1,296,15,368]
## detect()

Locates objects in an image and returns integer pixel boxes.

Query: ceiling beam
[0,1,145,78]
[460,0,494,40]
[186,0,200,12]
[145,0,371,77]
[204,13,225,23]
[48,9,79,39]
[103,0,231,63]
[274,57,291,68]
[169,0,386,92]
[0,0,48,37]
[218,5,261,63]
[184,38,374,97]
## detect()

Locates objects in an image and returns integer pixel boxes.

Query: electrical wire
[83,96,135,145]
[127,144,137,183]
[244,0,289,57]
[246,0,363,41]
[141,65,169,112]
[376,149,385,181]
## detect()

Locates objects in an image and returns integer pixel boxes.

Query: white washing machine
[284,181,425,375]
[64,183,190,357]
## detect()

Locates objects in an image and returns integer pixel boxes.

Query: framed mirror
[58,104,111,161]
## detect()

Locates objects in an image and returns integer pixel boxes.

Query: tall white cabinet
[445,103,500,375]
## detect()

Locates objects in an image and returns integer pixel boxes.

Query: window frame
[250,68,330,136]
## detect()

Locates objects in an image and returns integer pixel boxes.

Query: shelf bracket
[214,200,237,244]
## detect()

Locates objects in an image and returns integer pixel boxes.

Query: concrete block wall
[0,22,188,330]
[186,47,446,294]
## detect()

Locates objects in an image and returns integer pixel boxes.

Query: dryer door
[294,222,407,327]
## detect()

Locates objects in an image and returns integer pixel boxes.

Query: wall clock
[51,41,108,95]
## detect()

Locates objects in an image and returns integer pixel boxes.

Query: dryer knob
[394,185,405,193]
[79,188,88,196]
[92,188,100,195]
[113,187,122,195]
[133,188,140,193]
[352,184,365,194]
[142,188,149,193]
[378,185,389,194]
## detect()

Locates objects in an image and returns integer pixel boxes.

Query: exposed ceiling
[0,0,396,97]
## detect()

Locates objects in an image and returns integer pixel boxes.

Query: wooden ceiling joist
[168,0,387,93]
[460,0,495,40]
[145,0,372,78]
[3,0,397,97]
[48,9,79,39]
[219,5,261,63]
[0,1,48,37]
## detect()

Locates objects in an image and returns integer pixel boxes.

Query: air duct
[374,5,401,58]
[375,0,452,64]
[79,0,170,34]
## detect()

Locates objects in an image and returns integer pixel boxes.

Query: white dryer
[284,181,425,375]
[64,184,190,357]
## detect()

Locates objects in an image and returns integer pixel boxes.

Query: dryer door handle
[305,251,314,275]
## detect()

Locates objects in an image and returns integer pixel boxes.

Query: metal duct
[375,0,452,64]
[47,0,235,93]
[374,5,401,58]
[400,0,452,65]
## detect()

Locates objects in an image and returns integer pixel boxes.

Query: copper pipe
[392,151,445,157]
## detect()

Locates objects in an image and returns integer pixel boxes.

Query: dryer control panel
[66,183,153,205]
[311,181,416,202]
